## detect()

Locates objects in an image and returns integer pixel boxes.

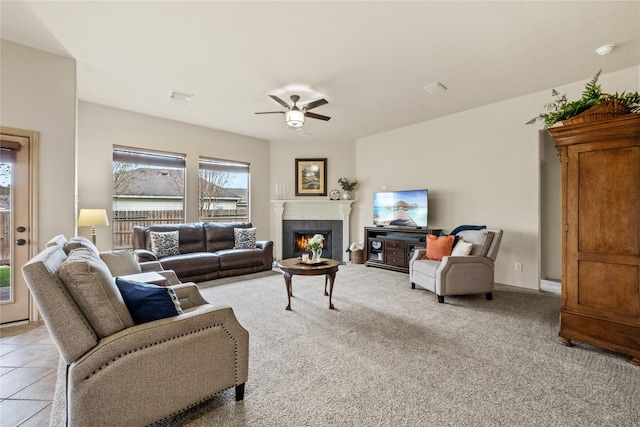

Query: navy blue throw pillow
[115,278,183,324]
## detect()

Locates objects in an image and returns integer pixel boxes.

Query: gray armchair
[409,228,503,303]
[23,237,248,426]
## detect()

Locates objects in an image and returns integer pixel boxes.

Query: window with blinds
[112,147,186,249]
[198,157,250,223]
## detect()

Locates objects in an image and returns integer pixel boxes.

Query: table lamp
[77,209,109,245]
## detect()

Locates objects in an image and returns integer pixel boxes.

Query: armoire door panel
[577,146,640,255]
[576,260,639,316]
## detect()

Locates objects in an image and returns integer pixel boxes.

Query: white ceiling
[2,1,639,142]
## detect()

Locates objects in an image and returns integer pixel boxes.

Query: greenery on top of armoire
[527,70,640,127]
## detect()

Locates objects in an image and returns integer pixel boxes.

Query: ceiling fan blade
[254,111,285,115]
[269,95,290,108]
[301,98,328,111]
[305,112,331,121]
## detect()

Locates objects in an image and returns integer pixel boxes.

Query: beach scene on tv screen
[373,190,428,227]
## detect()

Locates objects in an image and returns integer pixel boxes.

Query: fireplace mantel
[272,200,354,261]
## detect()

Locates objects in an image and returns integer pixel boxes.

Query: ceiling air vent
[168,90,194,105]
[423,82,447,95]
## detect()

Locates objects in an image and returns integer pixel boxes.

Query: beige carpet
[155,264,639,426]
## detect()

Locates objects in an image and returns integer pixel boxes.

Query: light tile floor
[0,321,58,427]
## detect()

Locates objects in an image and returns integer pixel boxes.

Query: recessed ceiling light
[423,82,447,94]
[595,44,615,56]
[169,90,194,105]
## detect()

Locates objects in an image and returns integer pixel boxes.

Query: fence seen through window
[113,147,185,250]
[112,150,250,250]
[198,157,249,223]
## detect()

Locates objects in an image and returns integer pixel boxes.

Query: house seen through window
[198,157,249,223]
[112,147,185,249]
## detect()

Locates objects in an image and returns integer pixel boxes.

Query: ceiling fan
[255,95,331,128]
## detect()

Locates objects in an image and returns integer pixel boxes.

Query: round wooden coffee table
[277,258,340,311]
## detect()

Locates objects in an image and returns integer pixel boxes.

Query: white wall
[78,102,270,250]
[0,40,77,247]
[540,130,561,281]
[354,66,639,290]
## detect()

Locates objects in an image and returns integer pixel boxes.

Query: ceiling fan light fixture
[286,110,305,127]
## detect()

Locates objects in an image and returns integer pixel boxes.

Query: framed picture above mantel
[295,158,327,196]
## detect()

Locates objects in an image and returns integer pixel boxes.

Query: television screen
[373,189,428,227]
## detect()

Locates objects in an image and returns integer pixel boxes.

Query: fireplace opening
[293,230,332,259]
[283,219,343,261]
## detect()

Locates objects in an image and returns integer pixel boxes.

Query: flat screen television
[373,189,428,227]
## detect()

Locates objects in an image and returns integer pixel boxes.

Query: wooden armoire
[548,114,640,365]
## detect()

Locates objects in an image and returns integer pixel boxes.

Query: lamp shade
[286,110,305,127]
[77,209,109,227]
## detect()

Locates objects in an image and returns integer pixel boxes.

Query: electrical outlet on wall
[515,262,523,271]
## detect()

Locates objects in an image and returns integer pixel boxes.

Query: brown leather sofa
[133,222,273,283]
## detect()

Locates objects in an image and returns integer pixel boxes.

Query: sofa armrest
[256,240,272,250]
[68,305,249,426]
[169,282,208,308]
[410,249,426,263]
[73,305,248,381]
[256,240,274,269]
[436,255,494,295]
[409,249,427,282]
[438,255,493,270]
[139,260,163,272]
[138,261,181,285]
[157,271,181,286]
[134,248,157,263]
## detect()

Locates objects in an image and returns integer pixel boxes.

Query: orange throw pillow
[425,234,455,261]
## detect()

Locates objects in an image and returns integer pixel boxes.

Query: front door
[0,128,37,324]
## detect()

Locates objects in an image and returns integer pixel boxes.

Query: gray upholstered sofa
[132,222,273,283]
[22,236,249,426]
[409,228,503,303]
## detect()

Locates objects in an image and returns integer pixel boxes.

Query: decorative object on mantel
[338,177,358,200]
[295,158,327,196]
[274,183,291,200]
[329,189,341,200]
[526,70,640,128]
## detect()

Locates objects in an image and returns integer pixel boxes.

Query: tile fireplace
[272,200,354,262]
